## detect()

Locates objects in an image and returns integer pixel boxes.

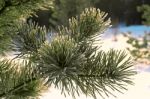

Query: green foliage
[137,4,150,26]
[68,8,110,42]
[12,22,47,56]
[0,0,5,10]
[124,32,150,64]
[0,59,47,99]
[0,0,53,55]
[0,8,136,99]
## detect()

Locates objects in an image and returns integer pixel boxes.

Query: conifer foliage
[0,8,136,99]
[0,0,52,54]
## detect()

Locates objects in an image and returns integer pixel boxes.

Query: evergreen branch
[0,0,53,55]
[37,35,136,98]
[75,50,136,98]
[0,59,47,98]
[0,77,36,98]
[8,8,136,98]
[68,8,111,42]
[58,8,111,43]
[12,22,47,57]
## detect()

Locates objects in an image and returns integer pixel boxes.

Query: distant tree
[93,0,150,25]
[137,4,150,25]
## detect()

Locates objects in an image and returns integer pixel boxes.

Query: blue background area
[119,25,150,35]
[103,25,150,38]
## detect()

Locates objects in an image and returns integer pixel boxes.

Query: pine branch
[9,8,136,98]
[60,8,111,42]
[12,22,47,59]
[36,32,135,98]
[0,0,53,55]
[0,77,36,98]
[0,59,47,99]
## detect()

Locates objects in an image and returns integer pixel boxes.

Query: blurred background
[29,0,150,27]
